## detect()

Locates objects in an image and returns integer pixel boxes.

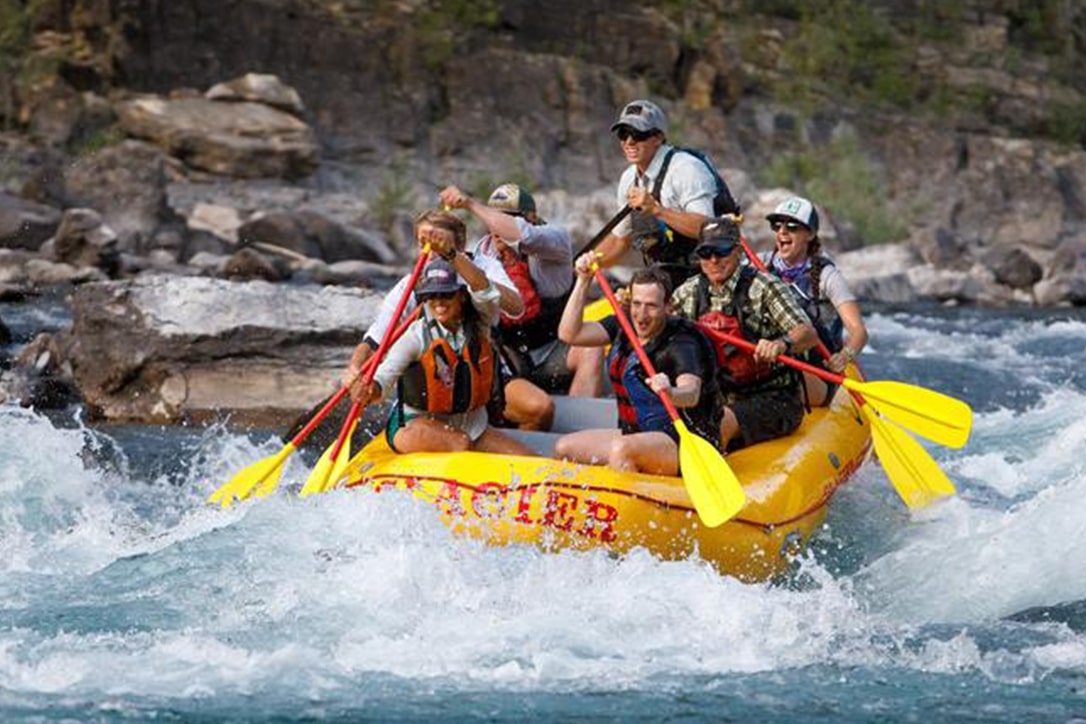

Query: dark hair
[629,266,673,301]
[414,209,467,250]
[808,236,823,302]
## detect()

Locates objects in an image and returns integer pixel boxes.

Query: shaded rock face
[61,140,174,255]
[47,207,120,274]
[59,276,381,425]
[0,193,61,251]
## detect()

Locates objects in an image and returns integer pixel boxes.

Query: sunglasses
[695,245,736,260]
[616,127,656,143]
[770,220,807,232]
[419,290,459,302]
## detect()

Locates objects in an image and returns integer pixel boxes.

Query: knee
[608,436,635,470]
[525,392,555,430]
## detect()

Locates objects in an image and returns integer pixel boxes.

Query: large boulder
[116,96,319,179]
[57,276,381,425]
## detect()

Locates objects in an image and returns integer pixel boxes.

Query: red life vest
[494,243,570,354]
[499,252,542,327]
[400,320,496,414]
[692,269,781,390]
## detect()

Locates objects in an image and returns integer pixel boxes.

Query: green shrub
[372,158,418,233]
[758,135,907,246]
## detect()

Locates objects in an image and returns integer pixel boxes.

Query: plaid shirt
[672,266,812,339]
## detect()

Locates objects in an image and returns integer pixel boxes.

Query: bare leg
[719,407,740,453]
[472,426,537,456]
[502,378,555,431]
[554,428,618,465]
[608,431,679,475]
[392,417,470,454]
[566,345,605,398]
[803,372,830,407]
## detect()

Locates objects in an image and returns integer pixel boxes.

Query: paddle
[702,330,973,449]
[299,246,433,495]
[577,205,631,260]
[865,411,957,509]
[592,264,746,528]
[299,400,362,497]
[206,306,423,508]
[735,232,961,506]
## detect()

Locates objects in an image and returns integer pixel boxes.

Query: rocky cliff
[1,0,1085,306]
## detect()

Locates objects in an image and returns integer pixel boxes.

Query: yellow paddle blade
[675,419,746,527]
[207,443,296,508]
[299,417,359,497]
[299,443,336,498]
[865,409,956,510]
[843,378,973,449]
[321,416,359,494]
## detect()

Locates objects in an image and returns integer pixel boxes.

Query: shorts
[384,407,421,452]
[725,386,805,453]
[501,340,575,394]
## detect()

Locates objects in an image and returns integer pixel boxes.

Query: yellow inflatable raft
[341,382,872,582]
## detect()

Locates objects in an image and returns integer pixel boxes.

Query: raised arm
[558,271,610,347]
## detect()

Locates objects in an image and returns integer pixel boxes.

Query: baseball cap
[486,183,535,216]
[415,258,463,297]
[767,196,820,233]
[610,99,668,135]
[697,216,741,253]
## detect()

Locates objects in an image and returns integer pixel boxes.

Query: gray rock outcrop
[56,276,380,425]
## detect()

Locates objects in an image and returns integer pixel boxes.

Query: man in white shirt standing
[576,99,733,289]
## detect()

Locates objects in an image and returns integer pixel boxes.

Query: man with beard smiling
[553,266,719,475]
[672,216,818,453]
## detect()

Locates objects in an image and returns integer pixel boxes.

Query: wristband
[779,336,793,353]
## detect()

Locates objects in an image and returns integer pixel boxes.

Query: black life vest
[399,317,497,415]
[630,147,741,273]
[691,268,794,392]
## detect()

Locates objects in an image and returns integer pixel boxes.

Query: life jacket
[496,249,570,354]
[607,318,715,436]
[767,252,844,354]
[399,317,496,415]
[691,268,793,392]
[630,147,741,271]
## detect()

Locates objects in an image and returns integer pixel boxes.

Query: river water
[1,295,1085,722]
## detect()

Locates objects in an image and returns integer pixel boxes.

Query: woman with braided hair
[760,197,868,407]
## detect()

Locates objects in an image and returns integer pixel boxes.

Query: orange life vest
[400,319,496,414]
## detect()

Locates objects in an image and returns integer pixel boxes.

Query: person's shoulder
[672,274,700,298]
[668,148,715,177]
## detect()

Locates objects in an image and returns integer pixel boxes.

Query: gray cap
[610,99,668,135]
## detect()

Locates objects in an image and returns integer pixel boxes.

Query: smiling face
[629,281,668,342]
[773,220,815,265]
[617,128,664,171]
[698,246,742,286]
[424,290,464,328]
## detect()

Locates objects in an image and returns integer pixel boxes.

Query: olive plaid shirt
[671,267,812,338]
